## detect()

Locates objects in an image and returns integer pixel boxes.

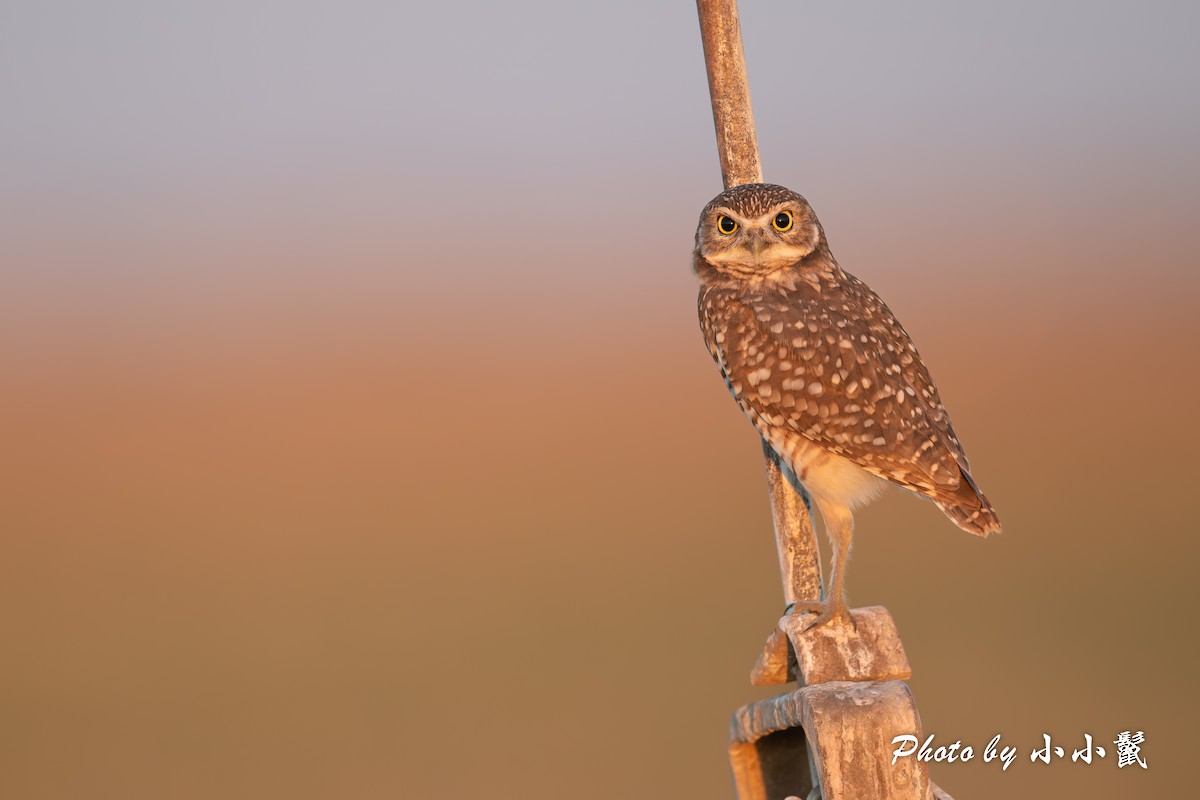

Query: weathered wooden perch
[695,2,955,798]
[733,607,933,800]
[753,606,912,687]
[730,682,930,800]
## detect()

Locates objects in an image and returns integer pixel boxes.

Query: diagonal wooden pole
[696,5,951,799]
[695,0,823,611]
[696,0,762,189]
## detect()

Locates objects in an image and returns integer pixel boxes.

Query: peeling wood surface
[730,689,807,746]
[800,681,931,800]
[730,682,933,800]
[750,625,792,686]
[783,606,912,686]
[751,606,911,687]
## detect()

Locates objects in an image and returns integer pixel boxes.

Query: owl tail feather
[936,468,1002,537]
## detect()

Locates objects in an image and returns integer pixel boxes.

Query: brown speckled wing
[699,271,972,499]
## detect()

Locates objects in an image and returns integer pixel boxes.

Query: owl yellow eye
[717,215,738,235]
[772,211,794,232]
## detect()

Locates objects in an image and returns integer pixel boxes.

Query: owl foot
[785,600,857,633]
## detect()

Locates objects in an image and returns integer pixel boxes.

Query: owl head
[694,183,826,278]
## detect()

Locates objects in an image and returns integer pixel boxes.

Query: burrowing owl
[695,183,999,630]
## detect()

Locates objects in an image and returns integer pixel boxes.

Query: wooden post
[696,0,823,618]
[762,443,823,608]
[695,3,955,798]
[696,0,763,189]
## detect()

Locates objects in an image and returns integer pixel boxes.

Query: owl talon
[798,602,856,634]
[784,601,825,616]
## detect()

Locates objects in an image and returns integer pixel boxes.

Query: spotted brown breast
[699,265,999,535]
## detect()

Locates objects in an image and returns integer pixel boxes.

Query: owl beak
[746,229,769,260]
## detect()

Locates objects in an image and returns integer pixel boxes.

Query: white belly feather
[763,427,888,512]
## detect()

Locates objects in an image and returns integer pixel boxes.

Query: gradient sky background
[2,2,1198,799]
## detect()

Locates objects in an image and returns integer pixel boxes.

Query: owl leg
[799,501,856,632]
